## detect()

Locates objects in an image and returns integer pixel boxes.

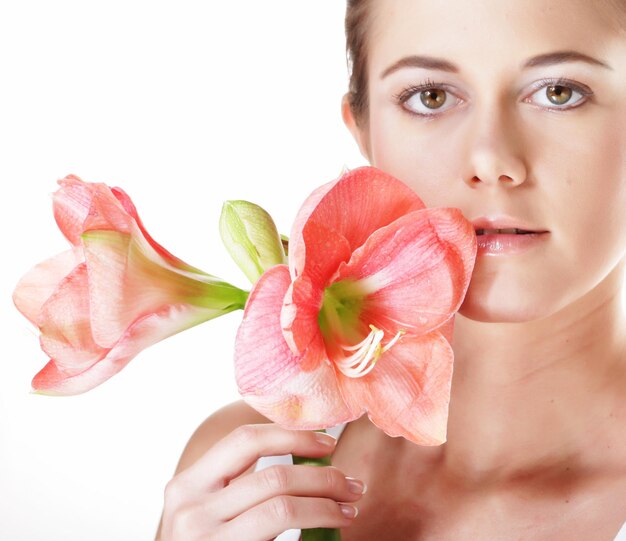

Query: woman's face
[344,0,626,323]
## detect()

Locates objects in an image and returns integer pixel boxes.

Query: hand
[159,423,366,540]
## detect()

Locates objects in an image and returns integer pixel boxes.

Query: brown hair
[345,0,373,129]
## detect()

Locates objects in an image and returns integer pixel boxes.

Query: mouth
[473,227,549,256]
[475,228,541,236]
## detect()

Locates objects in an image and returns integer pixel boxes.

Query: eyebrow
[380,50,613,79]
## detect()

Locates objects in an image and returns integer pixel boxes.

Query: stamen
[336,328,383,372]
[334,324,405,378]
[381,329,405,352]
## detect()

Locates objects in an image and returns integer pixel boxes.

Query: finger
[216,495,357,540]
[213,464,366,522]
[175,424,339,495]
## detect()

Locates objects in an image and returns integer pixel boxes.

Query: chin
[456,286,550,323]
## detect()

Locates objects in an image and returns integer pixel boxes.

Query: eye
[524,77,592,110]
[392,78,461,118]
[393,76,594,118]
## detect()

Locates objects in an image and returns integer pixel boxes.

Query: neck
[439,262,626,485]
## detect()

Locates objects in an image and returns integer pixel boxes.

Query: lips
[475,228,534,235]
[471,216,548,235]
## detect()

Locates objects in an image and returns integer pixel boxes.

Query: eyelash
[392,76,594,118]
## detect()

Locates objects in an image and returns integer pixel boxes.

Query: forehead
[367,0,622,78]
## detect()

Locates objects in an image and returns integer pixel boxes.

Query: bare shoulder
[173,399,271,476]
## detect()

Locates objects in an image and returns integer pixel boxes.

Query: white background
[0,2,365,539]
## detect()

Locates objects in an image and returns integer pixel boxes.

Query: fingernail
[339,503,358,519]
[345,477,367,494]
[314,432,337,447]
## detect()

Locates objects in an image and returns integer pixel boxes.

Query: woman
[156,0,626,539]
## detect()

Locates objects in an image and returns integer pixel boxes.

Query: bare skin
[337,0,626,537]
[155,401,364,540]
[157,0,626,538]
[157,398,625,540]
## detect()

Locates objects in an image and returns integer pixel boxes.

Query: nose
[463,104,527,188]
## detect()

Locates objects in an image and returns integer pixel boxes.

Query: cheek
[461,159,626,323]
[541,112,626,273]
[368,105,626,322]
[367,108,466,205]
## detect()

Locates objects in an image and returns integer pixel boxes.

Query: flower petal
[337,331,454,446]
[288,166,426,280]
[111,186,204,273]
[235,264,354,428]
[31,303,219,396]
[53,175,133,245]
[437,317,455,345]
[280,220,352,355]
[12,247,84,326]
[331,207,476,337]
[38,263,108,374]
[287,177,341,280]
[280,277,322,355]
[81,228,236,348]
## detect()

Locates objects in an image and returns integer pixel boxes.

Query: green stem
[292,429,342,541]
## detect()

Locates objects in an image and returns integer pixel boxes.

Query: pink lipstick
[471,216,549,256]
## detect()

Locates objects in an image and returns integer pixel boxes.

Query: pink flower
[13,175,247,396]
[234,166,476,446]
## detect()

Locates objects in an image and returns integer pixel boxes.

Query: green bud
[219,200,287,284]
[280,233,289,257]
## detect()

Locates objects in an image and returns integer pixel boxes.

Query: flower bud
[280,234,289,257]
[219,200,286,284]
